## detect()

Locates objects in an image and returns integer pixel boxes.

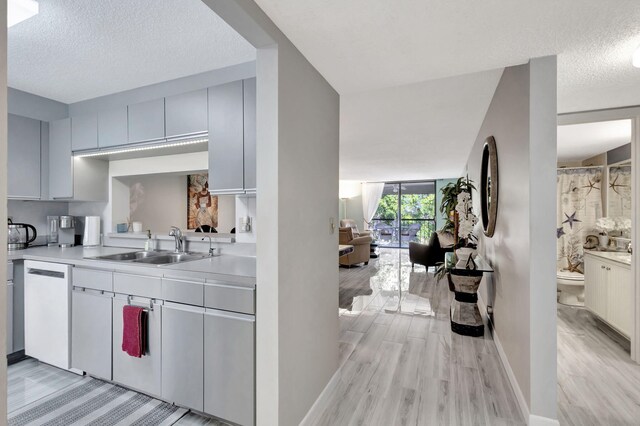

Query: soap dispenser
[144,230,153,251]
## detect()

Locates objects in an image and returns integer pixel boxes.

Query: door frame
[559,107,640,362]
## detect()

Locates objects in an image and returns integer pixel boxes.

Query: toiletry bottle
[144,230,153,251]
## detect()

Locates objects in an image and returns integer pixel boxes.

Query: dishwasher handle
[27,268,66,279]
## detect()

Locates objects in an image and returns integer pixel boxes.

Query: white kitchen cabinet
[208,80,245,195]
[98,106,128,148]
[71,288,113,380]
[7,282,13,355]
[48,118,73,199]
[584,254,632,337]
[204,309,255,426]
[112,295,162,397]
[165,89,208,139]
[71,113,98,151]
[8,114,41,199]
[48,118,108,201]
[161,302,204,411]
[243,78,257,193]
[128,98,165,144]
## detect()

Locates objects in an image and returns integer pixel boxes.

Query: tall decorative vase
[598,235,609,249]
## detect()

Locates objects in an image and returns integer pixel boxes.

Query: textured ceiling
[254,0,640,113]
[340,69,503,181]
[557,120,631,163]
[8,0,256,103]
[252,0,640,180]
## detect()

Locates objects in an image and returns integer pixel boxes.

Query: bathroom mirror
[607,161,631,243]
[480,136,498,237]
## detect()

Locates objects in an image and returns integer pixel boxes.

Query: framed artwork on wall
[187,174,219,230]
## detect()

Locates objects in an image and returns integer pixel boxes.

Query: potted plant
[434,177,477,281]
[438,177,477,245]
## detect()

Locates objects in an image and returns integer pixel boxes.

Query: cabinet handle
[601,265,605,269]
[606,267,611,271]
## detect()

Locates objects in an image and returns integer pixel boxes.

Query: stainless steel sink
[133,252,209,265]
[93,251,167,261]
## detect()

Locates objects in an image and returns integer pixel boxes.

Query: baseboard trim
[476,296,530,421]
[529,414,561,426]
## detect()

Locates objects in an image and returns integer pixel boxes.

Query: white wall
[466,57,557,424]
[339,180,365,229]
[202,2,340,425]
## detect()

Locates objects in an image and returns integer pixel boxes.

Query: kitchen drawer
[204,281,254,315]
[162,277,204,306]
[73,268,113,292]
[114,273,161,299]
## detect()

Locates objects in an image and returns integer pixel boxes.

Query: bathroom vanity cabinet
[584,252,631,337]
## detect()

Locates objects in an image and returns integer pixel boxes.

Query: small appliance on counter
[47,216,59,246]
[83,216,101,247]
[7,219,37,251]
[58,215,76,248]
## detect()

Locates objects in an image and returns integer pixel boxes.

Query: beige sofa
[339,227,372,267]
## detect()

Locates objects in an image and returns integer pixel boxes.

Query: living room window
[371,181,436,248]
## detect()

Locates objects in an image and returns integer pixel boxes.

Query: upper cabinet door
[8,114,41,199]
[128,98,165,144]
[243,78,256,193]
[165,89,207,139]
[208,81,244,195]
[49,118,73,199]
[98,107,128,148]
[71,113,98,151]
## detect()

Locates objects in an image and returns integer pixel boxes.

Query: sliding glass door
[371,181,436,248]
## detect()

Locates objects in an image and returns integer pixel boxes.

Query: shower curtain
[557,167,603,273]
[608,165,632,219]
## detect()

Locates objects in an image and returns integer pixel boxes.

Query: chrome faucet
[169,226,184,253]
[202,235,218,256]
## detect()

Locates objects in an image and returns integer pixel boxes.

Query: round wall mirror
[480,136,498,237]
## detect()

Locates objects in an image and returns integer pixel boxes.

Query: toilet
[557,269,585,306]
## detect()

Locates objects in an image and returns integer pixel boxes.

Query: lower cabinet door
[112,295,162,397]
[7,281,13,355]
[71,288,113,380]
[204,309,255,426]
[161,302,204,411]
[607,264,632,337]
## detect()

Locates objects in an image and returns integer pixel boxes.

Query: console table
[446,255,493,337]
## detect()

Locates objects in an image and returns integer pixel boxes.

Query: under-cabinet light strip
[73,138,208,158]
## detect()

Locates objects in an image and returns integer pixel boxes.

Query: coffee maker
[58,216,76,247]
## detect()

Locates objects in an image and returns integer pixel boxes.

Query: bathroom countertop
[7,246,256,283]
[584,250,631,266]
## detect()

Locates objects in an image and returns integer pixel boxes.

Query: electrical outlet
[238,216,252,233]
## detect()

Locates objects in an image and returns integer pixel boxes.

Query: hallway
[304,249,524,425]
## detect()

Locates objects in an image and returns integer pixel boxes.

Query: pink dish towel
[122,305,145,358]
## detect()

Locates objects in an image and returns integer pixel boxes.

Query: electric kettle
[8,219,37,251]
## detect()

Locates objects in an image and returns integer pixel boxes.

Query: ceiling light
[74,138,208,158]
[8,0,39,28]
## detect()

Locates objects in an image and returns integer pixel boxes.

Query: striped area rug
[9,377,188,426]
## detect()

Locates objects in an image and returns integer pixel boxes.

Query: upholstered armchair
[339,227,372,267]
[340,219,372,238]
[408,231,455,270]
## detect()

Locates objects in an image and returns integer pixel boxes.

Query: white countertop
[585,250,631,266]
[8,246,256,282]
